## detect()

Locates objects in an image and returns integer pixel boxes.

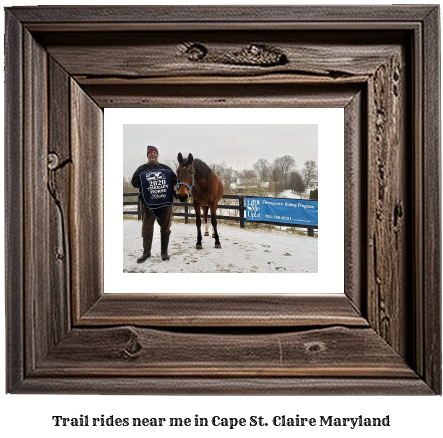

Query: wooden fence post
[239,196,245,228]
[308,227,314,237]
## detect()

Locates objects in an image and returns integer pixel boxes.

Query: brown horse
[177,153,224,249]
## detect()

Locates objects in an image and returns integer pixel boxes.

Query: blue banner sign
[245,197,318,227]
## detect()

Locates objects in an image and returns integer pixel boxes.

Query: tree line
[124,155,317,199]
[208,156,317,198]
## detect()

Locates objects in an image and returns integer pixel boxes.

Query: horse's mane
[183,157,213,180]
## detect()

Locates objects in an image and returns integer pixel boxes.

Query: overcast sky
[123,124,317,178]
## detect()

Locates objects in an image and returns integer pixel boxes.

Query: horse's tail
[215,174,224,203]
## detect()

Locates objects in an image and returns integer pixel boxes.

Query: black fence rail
[123,193,317,236]
[124,193,244,223]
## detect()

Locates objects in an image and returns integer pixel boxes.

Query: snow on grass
[124,218,317,273]
[278,190,302,199]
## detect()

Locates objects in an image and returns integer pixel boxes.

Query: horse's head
[177,153,195,202]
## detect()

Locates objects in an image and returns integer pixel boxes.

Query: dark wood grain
[80,294,367,327]
[13,377,433,396]
[344,89,366,314]
[38,326,415,378]
[23,29,50,371]
[47,57,72,347]
[4,10,24,393]
[8,5,436,24]
[42,33,398,79]
[366,51,409,357]
[70,80,104,320]
[4,5,441,395]
[82,83,362,109]
[422,6,441,394]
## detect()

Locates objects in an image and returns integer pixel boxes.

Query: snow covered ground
[123,218,317,273]
[278,189,303,199]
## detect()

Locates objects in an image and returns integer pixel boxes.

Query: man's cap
[147,145,158,157]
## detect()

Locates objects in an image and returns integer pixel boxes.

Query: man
[131,145,177,263]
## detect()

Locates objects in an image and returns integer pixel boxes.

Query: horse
[176,152,224,249]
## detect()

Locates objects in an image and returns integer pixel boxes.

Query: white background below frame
[104,108,344,294]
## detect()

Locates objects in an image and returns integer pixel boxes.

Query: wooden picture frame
[5,5,441,394]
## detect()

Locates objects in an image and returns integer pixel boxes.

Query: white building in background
[307,179,318,190]
[230,178,269,194]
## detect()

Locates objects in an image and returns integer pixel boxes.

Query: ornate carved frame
[5,6,441,394]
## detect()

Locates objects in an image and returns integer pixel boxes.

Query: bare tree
[236,169,257,195]
[239,169,256,179]
[210,161,227,176]
[123,176,138,204]
[210,161,236,194]
[273,155,296,188]
[252,158,271,181]
[269,181,284,197]
[269,165,283,196]
[289,171,306,197]
[225,167,238,194]
[123,176,133,193]
[302,160,318,187]
[164,158,179,173]
[270,164,282,182]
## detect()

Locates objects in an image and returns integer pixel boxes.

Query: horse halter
[176,171,195,196]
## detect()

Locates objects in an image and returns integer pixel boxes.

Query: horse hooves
[215,244,221,249]
[204,232,209,236]
[196,245,202,250]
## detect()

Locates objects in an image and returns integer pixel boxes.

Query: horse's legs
[206,205,216,238]
[203,206,210,236]
[209,202,221,248]
[194,201,203,249]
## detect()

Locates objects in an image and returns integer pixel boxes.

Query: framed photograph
[5,5,440,394]
[118,115,323,275]
[106,108,343,295]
